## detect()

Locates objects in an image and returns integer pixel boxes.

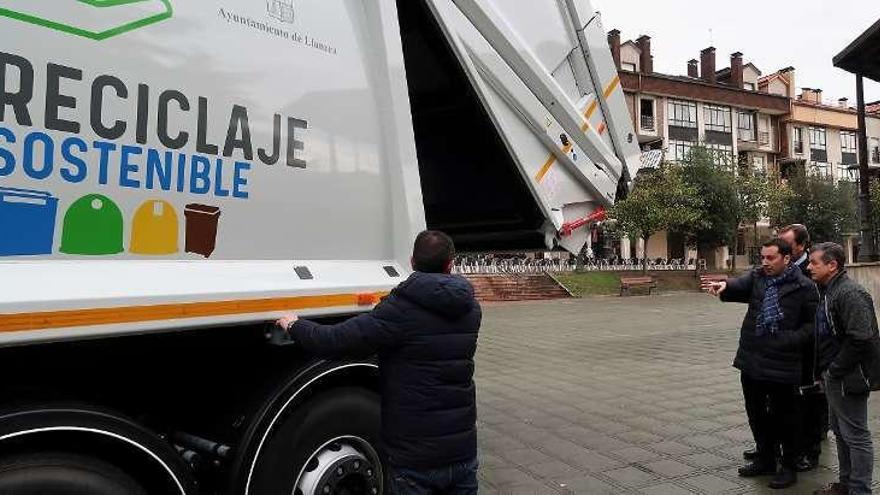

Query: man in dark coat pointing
[704,237,818,490]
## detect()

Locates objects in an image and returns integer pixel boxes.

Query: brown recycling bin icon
[184,204,221,258]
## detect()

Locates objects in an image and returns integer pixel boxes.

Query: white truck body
[0,1,641,493]
[0,0,638,346]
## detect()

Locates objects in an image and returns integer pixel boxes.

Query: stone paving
[475,292,880,494]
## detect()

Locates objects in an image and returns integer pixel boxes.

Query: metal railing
[453,254,703,274]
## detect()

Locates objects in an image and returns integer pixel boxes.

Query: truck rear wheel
[0,452,148,494]
[248,388,383,495]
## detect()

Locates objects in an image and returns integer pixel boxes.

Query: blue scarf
[756,265,798,336]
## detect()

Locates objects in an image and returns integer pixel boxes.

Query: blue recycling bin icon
[0,187,59,256]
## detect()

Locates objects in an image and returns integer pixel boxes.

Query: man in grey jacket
[809,242,880,495]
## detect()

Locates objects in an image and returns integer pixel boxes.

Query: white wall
[620,43,641,72]
[744,66,760,88]
[645,231,668,259]
[768,79,787,97]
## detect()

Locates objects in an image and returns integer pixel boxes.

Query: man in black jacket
[779,223,827,472]
[779,224,810,277]
[704,238,818,489]
[276,231,481,494]
[809,242,880,495]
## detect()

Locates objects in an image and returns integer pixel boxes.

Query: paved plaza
[475,293,880,494]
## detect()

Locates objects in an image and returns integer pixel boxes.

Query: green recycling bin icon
[61,194,125,255]
[0,0,172,40]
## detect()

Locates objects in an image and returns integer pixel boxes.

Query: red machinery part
[559,207,607,237]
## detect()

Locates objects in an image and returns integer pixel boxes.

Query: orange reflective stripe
[0,292,389,333]
[603,75,620,99]
[584,100,599,120]
[535,76,619,183]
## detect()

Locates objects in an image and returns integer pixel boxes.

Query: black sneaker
[738,462,776,477]
[795,455,819,472]
[768,468,797,489]
[743,447,759,461]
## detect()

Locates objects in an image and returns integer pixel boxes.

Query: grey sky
[592,0,880,104]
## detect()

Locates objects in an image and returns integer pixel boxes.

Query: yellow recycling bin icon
[130,200,178,255]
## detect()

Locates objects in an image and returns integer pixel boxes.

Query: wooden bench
[619,276,657,296]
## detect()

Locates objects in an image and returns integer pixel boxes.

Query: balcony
[640,115,655,132]
[738,128,756,142]
[758,131,770,146]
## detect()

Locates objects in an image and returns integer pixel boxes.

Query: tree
[730,167,771,270]
[767,171,858,244]
[609,164,703,273]
[678,146,738,268]
[676,146,771,270]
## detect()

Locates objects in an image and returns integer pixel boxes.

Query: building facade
[608,31,790,268]
[760,70,880,182]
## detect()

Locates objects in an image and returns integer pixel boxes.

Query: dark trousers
[387,457,479,495]
[741,373,801,468]
[798,391,828,459]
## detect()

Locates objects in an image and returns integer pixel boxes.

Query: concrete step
[464,273,571,302]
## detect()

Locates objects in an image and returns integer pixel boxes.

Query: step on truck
[0,0,642,493]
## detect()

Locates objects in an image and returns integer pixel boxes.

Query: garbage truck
[0,0,643,493]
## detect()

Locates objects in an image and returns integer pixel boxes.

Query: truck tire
[248,387,382,495]
[0,452,148,494]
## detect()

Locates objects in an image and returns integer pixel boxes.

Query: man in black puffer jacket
[704,238,818,490]
[277,230,481,494]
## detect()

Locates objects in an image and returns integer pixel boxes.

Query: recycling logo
[0,0,172,40]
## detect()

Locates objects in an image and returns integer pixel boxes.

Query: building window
[810,127,827,162]
[668,100,697,128]
[667,140,695,162]
[836,164,855,182]
[737,111,756,141]
[811,162,830,178]
[752,154,766,173]
[758,115,771,145]
[793,127,804,154]
[622,62,637,72]
[841,130,858,165]
[871,137,880,164]
[706,143,734,165]
[640,98,655,131]
[743,82,756,91]
[704,104,732,133]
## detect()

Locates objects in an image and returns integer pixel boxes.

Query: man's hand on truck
[277,314,299,333]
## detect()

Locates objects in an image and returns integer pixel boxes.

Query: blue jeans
[825,375,874,495]
[387,457,479,495]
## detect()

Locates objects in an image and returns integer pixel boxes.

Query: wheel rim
[294,436,382,495]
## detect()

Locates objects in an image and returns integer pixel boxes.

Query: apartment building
[867,100,880,168]
[759,69,880,181]
[607,31,790,267]
[610,31,790,172]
